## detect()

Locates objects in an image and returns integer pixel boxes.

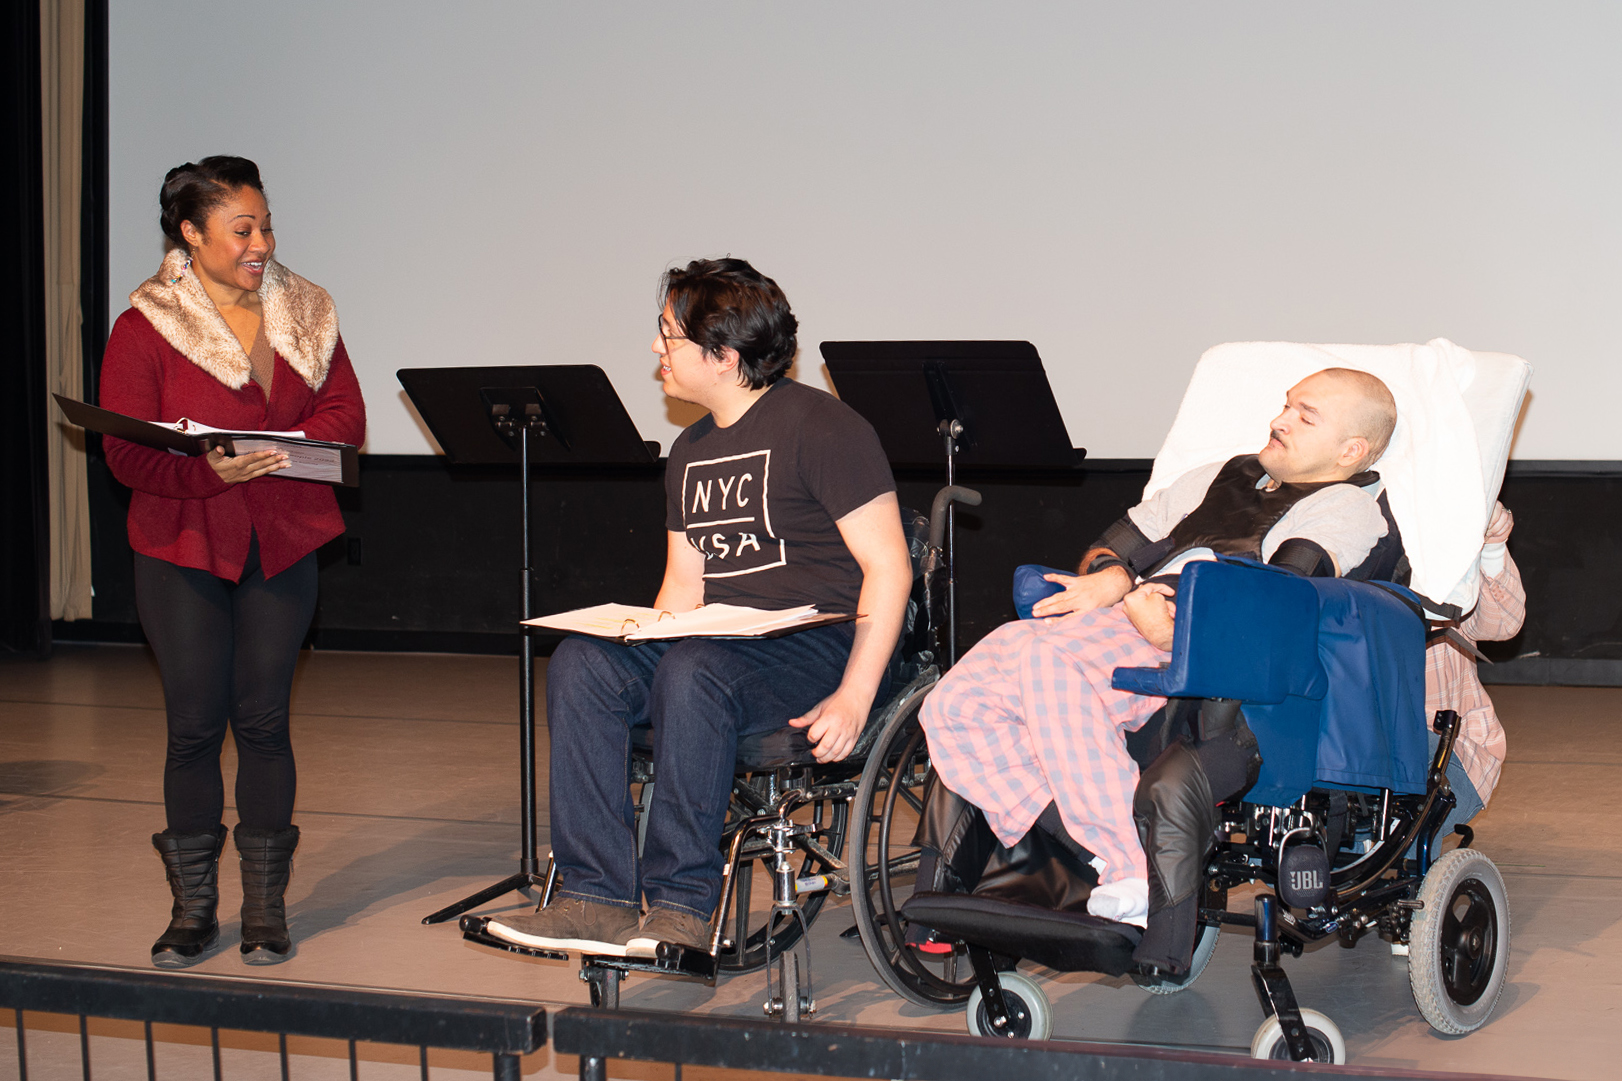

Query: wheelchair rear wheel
[1408,847,1510,1034]
[850,679,978,1008]
[716,776,849,974]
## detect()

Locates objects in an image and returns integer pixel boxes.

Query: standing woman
[100,156,365,967]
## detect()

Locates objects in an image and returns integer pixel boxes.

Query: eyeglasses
[657,318,690,347]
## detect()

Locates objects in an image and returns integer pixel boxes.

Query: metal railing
[552,1007,1535,1081]
[0,955,545,1080]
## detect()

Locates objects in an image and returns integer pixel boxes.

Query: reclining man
[489,258,911,956]
[919,367,1399,928]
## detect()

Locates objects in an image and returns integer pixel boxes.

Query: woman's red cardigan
[100,308,367,581]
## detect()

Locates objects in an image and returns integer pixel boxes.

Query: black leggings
[134,539,318,833]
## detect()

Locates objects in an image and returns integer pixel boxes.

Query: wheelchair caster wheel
[1249,1008,1345,1063]
[769,949,812,1023]
[1408,847,1510,1034]
[965,972,1052,1040]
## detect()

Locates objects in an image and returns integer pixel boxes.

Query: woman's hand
[206,446,287,484]
[1122,580,1177,651]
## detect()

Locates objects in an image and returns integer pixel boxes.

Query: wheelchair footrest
[902,892,1141,977]
[458,915,570,962]
[581,943,719,983]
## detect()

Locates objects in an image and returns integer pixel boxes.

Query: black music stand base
[424,869,546,926]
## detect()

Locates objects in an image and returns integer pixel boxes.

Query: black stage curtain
[0,0,50,656]
[82,0,107,403]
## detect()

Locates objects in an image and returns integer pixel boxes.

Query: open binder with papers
[523,602,855,643]
[53,394,360,486]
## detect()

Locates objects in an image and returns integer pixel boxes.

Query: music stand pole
[518,421,539,877]
[939,418,964,666]
[422,411,547,923]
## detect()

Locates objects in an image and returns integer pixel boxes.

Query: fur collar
[130,248,339,391]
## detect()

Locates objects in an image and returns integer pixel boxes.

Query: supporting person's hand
[1122,581,1178,652]
[1485,501,1513,546]
[1480,500,1513,577]
[1030,565,1133,618]
[207,446,288,484]
[788,687,871,763]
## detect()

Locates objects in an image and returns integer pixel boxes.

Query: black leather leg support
[911,778,997,895]
[1132,740,1215,973]
[1195,701,1262,802]
[905,778,999,949]
[1132,703,1263,973]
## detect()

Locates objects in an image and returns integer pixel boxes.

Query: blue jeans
[1428,731,1486,838]
[546,623,856,919]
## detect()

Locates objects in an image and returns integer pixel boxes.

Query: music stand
[820,341,1082,663]
[398,365,657,925]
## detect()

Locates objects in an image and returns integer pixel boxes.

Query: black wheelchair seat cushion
[735,725,818,769]
[901,892,1141,976]
[628,723,818,771]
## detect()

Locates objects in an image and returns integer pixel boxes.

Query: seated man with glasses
[489,258,912,956]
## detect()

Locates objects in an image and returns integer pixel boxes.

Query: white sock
[1087,877,1149,928]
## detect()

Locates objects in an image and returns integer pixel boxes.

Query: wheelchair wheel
[777,949,803,1023]
[1249,1008,1345,1063]
[716,778,849,974]
[1408,847,1510,1035]
[849,679,978,1008]
[1132,920,1220,994]
[965,971,1052,1040]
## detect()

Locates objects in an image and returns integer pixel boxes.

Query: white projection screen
[109,3,1621,459]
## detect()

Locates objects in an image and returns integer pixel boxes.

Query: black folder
[53,394,360,487]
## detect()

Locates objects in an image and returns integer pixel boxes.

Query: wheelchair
[845,338,1530,1062]
[846,556,1512,1063]
[461,484,980,1020]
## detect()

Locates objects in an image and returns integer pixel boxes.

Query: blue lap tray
[1111,559,1427,806]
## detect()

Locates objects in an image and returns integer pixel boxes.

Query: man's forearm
[837,567,911,707]
[1077,547,1135,605]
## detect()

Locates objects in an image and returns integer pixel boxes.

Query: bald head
[1258,368,1399,483]
[1318,367,1397,470]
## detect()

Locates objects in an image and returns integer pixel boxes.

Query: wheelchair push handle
[928,486,982,549]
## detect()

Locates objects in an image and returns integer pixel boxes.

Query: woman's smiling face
[181,185,274,295]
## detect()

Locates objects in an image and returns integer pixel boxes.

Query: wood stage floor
[0,645,1613,1079]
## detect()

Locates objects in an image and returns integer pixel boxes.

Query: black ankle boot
[151,825,228,968]
[235,824,299,964]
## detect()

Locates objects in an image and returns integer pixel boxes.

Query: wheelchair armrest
[1111,559,1327,703]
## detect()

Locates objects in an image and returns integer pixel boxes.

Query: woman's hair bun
[159,155,265,249]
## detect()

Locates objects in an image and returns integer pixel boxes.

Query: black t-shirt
[664,379,895,611]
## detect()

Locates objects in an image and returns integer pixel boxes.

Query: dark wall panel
[75,455,670,655]
[61,455,1622,685]
[1478,471,1622,682]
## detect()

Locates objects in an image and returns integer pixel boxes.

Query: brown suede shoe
[627,906,711,956]
[488,897,640,956]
